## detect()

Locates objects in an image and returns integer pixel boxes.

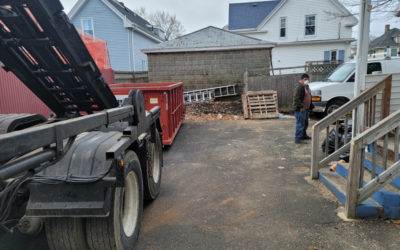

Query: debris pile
[185,101,243,122]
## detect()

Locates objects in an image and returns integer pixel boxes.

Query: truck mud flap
[26,181,113,217]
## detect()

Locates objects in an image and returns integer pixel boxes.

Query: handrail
[313,74,392,131]
[311,74,392,179]
[345,109,400,218]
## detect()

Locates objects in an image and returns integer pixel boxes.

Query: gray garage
[142,26,275,91]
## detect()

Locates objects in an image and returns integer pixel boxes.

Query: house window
[324,50,345,63]
[81,18,94,36]
[331,50,337,62]
[305,15,315,36]
[280,17,286,38]
[391,48,398,57]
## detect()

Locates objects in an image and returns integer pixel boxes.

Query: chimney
[385,24,390,33]
[119,2,124,7]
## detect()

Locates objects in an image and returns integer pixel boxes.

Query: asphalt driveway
[0,119,399,250]
[136,120,400,249]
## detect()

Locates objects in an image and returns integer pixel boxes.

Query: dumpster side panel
[110,82,184,145]
[0,68,52,118]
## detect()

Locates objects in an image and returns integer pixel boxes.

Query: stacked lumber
[242,90,279,119]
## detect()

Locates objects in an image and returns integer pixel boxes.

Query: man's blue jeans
[294,110,309,143]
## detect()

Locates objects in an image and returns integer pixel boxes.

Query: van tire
[325,99,347,116]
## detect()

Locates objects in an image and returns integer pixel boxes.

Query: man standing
[293,74,314,144]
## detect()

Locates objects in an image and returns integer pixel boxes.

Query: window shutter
[339,50,345,62]
[324,51,330,64]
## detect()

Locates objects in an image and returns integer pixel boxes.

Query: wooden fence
[246,73,328,110]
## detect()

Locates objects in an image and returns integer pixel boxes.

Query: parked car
[309,57,400,115]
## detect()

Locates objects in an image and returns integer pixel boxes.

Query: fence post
[345,140,363,219]
[311,125,320,179]
[380,74,392,120]
[243,70,248,94]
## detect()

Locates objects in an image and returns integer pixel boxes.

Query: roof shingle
[370,28,400,49]
[143,26,274,53]
[106,0,162,38]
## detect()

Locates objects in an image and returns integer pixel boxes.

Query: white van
[309,57,400,115]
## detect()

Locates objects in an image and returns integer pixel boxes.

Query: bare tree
[135,7,147,18]
[326,0,400,21]
[135,7,185,40]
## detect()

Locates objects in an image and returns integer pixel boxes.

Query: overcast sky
[60,0,398,37]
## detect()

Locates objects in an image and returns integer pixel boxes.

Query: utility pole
[353,0,371,136]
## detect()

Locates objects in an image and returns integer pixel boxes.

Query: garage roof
[142,26,275,54]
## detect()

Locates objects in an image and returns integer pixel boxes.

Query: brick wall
[147,49,271,91]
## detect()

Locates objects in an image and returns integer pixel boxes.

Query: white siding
[366,73,400,121]
[237,0,355,70]
[255,0,354,43]
[271,42,351,71]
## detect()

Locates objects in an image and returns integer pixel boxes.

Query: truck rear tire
[45,218,88,250]
[85,150,143,250]
[143,130,163,201]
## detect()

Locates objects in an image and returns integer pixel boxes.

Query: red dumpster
[110,82,184,145]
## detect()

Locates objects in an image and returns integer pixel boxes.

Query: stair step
[324,162,400,218]
[319,171,383,218]
[336,161,400,193]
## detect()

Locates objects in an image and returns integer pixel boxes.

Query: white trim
[127,30,132,71]
[329,49,338,61]
[276,38,355,46]
[69,0,163,43]
[131,30,136,71]
[231,0,358,33]
[256,0,288,31]
[304,14,317,37]
[100,0,163,42]
[80,17,95,37]
[329,0,358,26]
[279,16,287,39]
[68,0,88,19]
[142,44,275,54]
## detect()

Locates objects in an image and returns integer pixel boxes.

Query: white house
[228,0,358,73]
[369,25,400,59]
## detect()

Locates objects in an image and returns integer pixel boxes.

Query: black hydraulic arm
[0,105,161,180]
[0,105,134,179]
[0,0,118,117]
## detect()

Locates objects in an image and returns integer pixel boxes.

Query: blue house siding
[70,0,131,71]
[132,31,158,71]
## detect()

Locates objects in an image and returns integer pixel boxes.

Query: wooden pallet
[242,90,279,119]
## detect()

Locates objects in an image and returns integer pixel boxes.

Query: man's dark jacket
[293,83,314,111]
